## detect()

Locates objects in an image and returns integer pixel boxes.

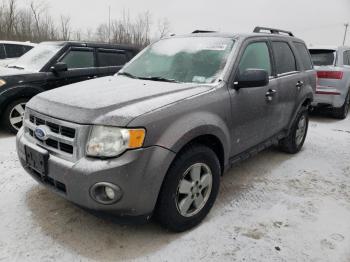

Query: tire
[333,92,349,120]
[279,107,309,154]
[2,98,28,134]
[155,144,221,232]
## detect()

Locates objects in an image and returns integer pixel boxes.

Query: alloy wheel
[295,115,307,146]
[9,102,26,131]
[176,163,213,217]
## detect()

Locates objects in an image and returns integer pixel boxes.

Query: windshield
[120,37,235,84]
[8,43,63,71]
[309,49,336,66]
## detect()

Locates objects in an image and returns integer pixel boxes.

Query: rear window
[98,50,128,67]
[294,42,313,70]
[309,49,335,66]
[271,41,297,75]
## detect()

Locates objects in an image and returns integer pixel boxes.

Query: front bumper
[16,128,175,217]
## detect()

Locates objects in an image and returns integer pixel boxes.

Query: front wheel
[155,145,221,232]
[2,99,28,134]
[279,107,309,154]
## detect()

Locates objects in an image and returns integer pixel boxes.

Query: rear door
[229,40,280,155]
[271,41,302,129]
[96,49,130,77]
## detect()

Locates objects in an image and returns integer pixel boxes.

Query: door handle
[265,89,277,97]
[296,81,304,89]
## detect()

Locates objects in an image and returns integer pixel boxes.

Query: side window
[4,44,25,58]
[238,42,272,76]
[98,50,128,67]
[294,42,313,70]
[23,45,34,53]
[271,42,297,75]
[344,51,350,66]
[61,49,94,69]
[0,44,5,59]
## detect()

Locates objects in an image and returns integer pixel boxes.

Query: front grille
[25,113,77,157]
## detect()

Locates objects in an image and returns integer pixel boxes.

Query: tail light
[317,71,343,80]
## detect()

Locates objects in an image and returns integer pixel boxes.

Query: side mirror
[234,69,269,89]
[50,62,68,74]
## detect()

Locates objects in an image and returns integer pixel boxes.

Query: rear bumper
[16,128,176,217]
[312,86,345,108]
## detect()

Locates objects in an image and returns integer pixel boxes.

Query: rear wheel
[2,98,28,134]
[333,92,349,120]
[279,107,309,154]
[155,145,221,232]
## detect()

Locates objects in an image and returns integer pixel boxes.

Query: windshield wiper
[118,72,139,79]
[138,76,179,83]
[7,65,24,70]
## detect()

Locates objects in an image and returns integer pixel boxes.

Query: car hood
[0,66,34,77]
[28,76,214,126]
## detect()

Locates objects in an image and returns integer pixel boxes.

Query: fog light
[90,182,123,205]
[105,186,115,200]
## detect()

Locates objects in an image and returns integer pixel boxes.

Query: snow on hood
[28,75,214,126]
[0,66,34,76]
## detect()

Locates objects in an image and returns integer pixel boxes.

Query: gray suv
[16,27,316,232]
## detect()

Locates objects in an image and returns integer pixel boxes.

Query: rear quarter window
[271,41,297,75]
[0,44,5,59]
[294,42,313,70]
[343,50,350,66]
[309,49,335,66]
[4,44,25,58]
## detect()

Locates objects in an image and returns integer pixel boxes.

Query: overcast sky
[19,0,350,46]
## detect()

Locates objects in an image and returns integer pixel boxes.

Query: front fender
[150,111,231,167]
[0,85,45,112]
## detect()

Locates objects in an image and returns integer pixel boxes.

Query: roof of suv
[0,40,36,46]
[170,31,305,43]
[40,41,139,51]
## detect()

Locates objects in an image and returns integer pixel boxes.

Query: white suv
[0,41,36,67]
[309,46,350,119]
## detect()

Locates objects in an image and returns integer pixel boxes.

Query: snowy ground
[0,114,349,262]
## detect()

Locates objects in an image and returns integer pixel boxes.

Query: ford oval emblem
[34,125,49,141]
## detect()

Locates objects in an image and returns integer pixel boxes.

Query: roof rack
[192,30,217,34]
[253,26,294,37]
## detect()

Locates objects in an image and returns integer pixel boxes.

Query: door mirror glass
[235,69,269,88]
[50,62,68,73]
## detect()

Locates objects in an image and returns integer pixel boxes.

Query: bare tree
[157,18,171,38]
[60,15,71,41]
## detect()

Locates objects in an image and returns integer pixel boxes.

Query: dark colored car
[17,27,316,232]
[0,41,139,133]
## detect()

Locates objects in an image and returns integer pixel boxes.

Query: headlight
[86,126,146,157]
[0,79,6,87]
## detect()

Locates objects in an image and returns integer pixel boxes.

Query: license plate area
[25,146,49,176]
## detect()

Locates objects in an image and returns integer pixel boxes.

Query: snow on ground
[0,114,349,262]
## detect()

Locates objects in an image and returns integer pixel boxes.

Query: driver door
[44,47,97,90]
[228,40,280,156]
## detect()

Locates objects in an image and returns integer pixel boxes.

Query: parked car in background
[0,41,139,133]
[309,46,350,119]
[16,27,315,232]
[0,41,36,67]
